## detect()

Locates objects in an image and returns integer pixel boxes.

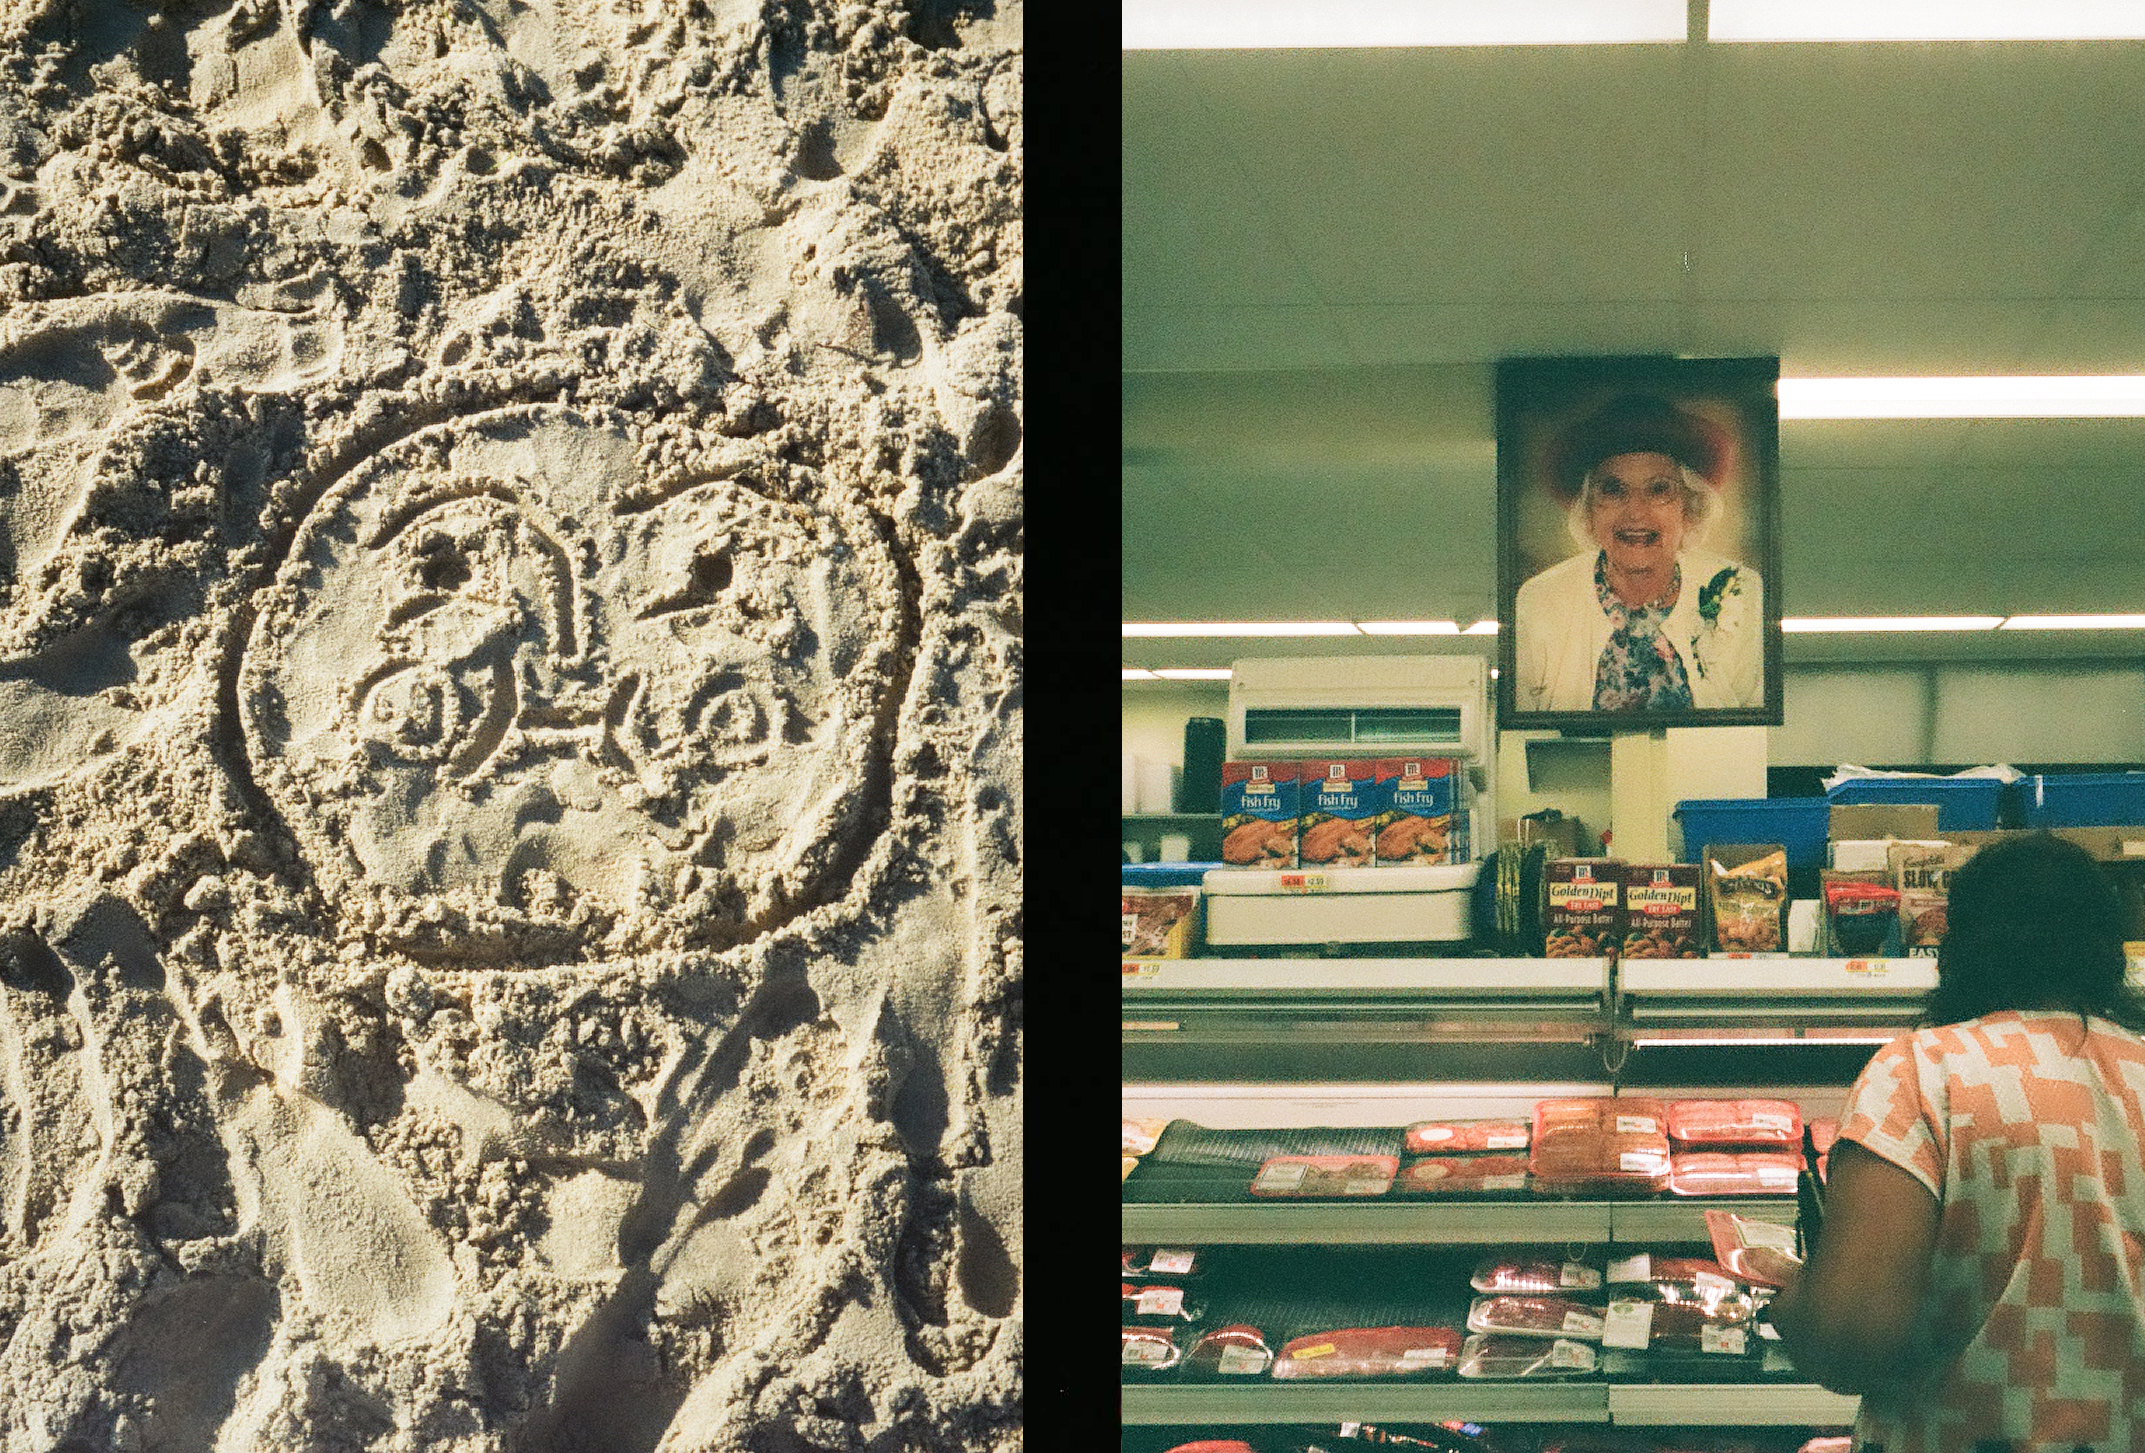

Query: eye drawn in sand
[239,403,904,958]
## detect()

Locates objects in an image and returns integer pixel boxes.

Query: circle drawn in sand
[240,405,901,955]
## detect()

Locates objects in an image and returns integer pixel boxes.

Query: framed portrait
[1496,354,1783,732]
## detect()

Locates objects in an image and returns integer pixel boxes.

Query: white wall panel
[1932,666,2145,764]
[1771,668,1929,766]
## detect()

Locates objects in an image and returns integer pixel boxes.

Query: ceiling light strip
[1783,617,2004,632]
[1121,622,1362,637]
[2000,615,2145,630]
[1780,376,2145,419]
[1711,0,2145,42]
[1122,0,1688,49]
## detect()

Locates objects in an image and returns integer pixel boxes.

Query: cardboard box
[1621,863,1702,958]
[1374,757,1465,865]
[1828,804,1941,842]
[1832,837,1949,873]
[1300,758,1381,868]
[1220,761,1302,868]
[1544,858,1623,958]
[1520,813,1583,858]
[1122,887,1202,958]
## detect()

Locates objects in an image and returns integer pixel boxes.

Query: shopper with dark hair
[1771,832,2145,1448]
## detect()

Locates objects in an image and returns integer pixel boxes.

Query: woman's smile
[1590,450,1686,605]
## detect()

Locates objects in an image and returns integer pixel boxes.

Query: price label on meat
[1549,1338,1595,1370]
[1601,1298,1654,1350]
[1702,1323,1749,1356]
[1216,1344,1268,1375]
[1135,1288,1184,1317]
[1399,1346,1450,1368]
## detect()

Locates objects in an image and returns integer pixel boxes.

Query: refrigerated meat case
[1121,953,1937,1440]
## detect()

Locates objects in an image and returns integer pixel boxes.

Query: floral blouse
[1592,555,1692,711]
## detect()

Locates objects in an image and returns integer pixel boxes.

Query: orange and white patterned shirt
[1839,1009,2145,1453]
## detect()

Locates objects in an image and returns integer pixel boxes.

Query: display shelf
[1608,1197,1794,1243]
[1607,1383,1859,1426]
[1121,1200,1614,1246]
[1618,958,1934,1032]
[1119,1381,1610,1426]
[1123,959,1610,1032]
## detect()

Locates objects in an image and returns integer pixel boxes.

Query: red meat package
[1184,1324,1275,1378]
[1394,1155,1531,1196]
[1604,1253,1741,1290]
[1455,1332,1598,1378]
[1122,1281,1205,1324]
[1122,1246,1202,1278]
[1271,1325,1464,1379]
[1668,1150,1805,1197]
[1121,1325,1183,1372]
[1467,1295,1607,1341]
[1403,1118,1531,1154]
[1704,1208,1804,1288]
[1250,1153,1398,1198]
[1665,1098,1803,1147]
[1471,1256,1604,1294]
[1600,1291,1760,1357]
[1529,1097,1671,1193]
[1164,1444,1260,1453]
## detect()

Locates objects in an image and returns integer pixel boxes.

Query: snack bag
[1822,876,1899,956]
[1892,841,1977,956]
[1707,848,1788,952]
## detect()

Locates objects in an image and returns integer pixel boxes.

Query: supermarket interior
[1122,10,2145,1453]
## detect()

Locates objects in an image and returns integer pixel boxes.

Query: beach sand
[0,1,1021,1447]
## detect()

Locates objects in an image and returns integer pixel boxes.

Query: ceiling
[1121,37,2145,669]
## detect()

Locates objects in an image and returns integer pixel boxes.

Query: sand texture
[0,1,1021,1447]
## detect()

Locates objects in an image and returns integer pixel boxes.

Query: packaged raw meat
[1122,1281,1205,1324]
[1163,1443,1260,1453]
[1665,1098,1802,1147]
[1122,1246,1201,1278]
[1121,1325,1184,1372]
[1454,1332,1598,1378]
[1470,1256,1603,1294]
[1703,1208,1804,1288]
[1123,888,1202,958]
[1600,1292,1759,1356]
[1529,1098,1671,1192]
[1395,1155,1531,1196]
[1467,1295,1606,1341]
[1404,1119,1531,1154]
[1605,1253,1740,1290]
[1669,1150,1803,1197]
[1797,1439,1854,1453]
[1250,1153,1399,1198]
[1184,1323,1275,1378]
[1123,1117,1172,1156]
[1271,1325,1464,1379]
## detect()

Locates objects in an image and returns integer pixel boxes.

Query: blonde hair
[1566,459,1716,553]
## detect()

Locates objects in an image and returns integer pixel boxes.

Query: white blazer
[1514,547,1765,714]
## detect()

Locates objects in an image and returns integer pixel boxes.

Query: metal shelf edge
[1607,1383,1860,1426]
[1120,1382,1611,1425]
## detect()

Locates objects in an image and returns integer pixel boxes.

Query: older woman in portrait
[1513,393,1764,714]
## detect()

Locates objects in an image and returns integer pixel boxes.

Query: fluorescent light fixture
[1153,668,1236,680]
[1121,622,1361,637]
[1712,0,2145,41]
[2000,614,2145,630]
[1463,619,1501,635]
[1122,667,1159,680]
[1783,616,2004,632]
[1358,620,1461,635]
[1779,376,2145,419]
[1124,0,1687,49]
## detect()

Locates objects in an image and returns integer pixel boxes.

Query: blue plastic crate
[1672,798,1831,871]
[1823,775,2004,831]
[2020,773,2145,828]
[1121,861,1224,889]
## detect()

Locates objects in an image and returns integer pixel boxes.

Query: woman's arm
[1767,1137,1939,1395]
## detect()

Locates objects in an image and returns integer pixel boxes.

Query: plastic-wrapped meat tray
[1122,1246,1202,1278]
[1250,1153,1399,1198]
[1147,1121,1408,1168]
[1455,1332,1599,1378]
[1394,1155,1531,1196]
[1271,1324,1465,1379]
[1529,1097,1671,1193]
[1122,1281,1205,1324]
[1665,1098,1803,1147]
[1121,1325,1183,1373]
[1466,1294,1607,1341]
[1668,1150,1803,1197]
[1403,1118,1531,1154]
[1182,1323,1275,1379]
[1471,1256,1604,1294]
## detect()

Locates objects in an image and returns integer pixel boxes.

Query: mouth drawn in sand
[239,403,904,958]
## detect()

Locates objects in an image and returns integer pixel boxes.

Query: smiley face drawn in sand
[239,404,903,955]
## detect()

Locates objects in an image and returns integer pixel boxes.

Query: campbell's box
[1299,759,1382,867]
[1545,858,1623,958]
[1373,757,1467,865]
[1619,863,1703,958]
[1220,761,1302,868]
